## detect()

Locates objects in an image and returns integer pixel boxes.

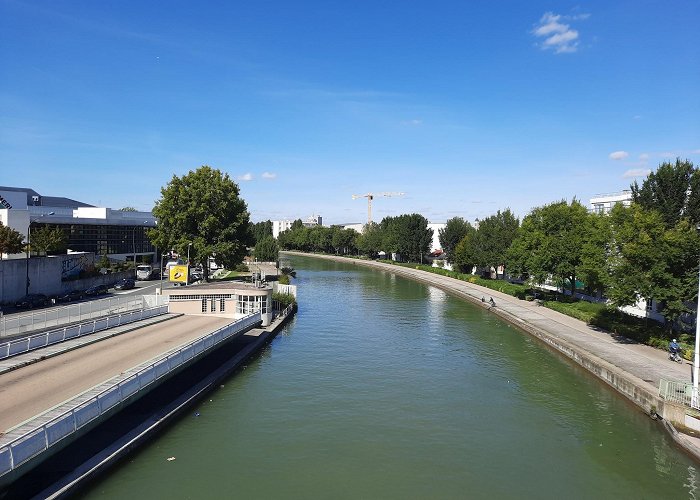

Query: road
[0,315,232,433]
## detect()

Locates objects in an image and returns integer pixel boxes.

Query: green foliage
[506,199,589,295]
[470,209,519,275]
[119,206,138,212]
[606,203,700,327]
[30,225,68,256]
[253,235,279,262]
[234,263,249,272]
[356,222,383,257]
[452,230,477,274]
[280,266,297,279]
[278,274,290,285]
[250,220,273,245]
[97,254,111,270]
[272,291,296,309]
[277,224,358,255]
[0,221,25,258]
[380,213,433,262]
[148,166,252,280]
[631,158,700,228]
[438,217,474,261]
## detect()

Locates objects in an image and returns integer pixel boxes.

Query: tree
[253,235,279,262]
[148,166,252,281]
[0,222,25,259]
[250,220,273,245]
[439,217,473,261]
[356,222,384,257]
[452,230,478,274]
[331,227,357,255]
[471,209,519,278]
[119,206,138,212]
[506,200,589,295]
[631,158,700,228]
[380,214,432,262]
[29,225,67,256]
[578,212,612,297]
[606,204,700,329]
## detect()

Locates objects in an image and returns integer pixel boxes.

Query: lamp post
[186,243,192,287]
[25,212,54,295]
[694,228,700,404]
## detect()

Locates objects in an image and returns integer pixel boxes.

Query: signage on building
[169,265,189,284]
[0,190,28,210]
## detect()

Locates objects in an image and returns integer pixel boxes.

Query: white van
[136,264,158,280]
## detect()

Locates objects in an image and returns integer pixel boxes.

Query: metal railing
[1,295,168,338]
[0,312,262,479]
[659,378,696,408]
[0,305,169,361]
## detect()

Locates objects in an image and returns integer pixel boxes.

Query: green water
[81,256,698,499]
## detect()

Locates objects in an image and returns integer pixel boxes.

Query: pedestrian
[489,297,496,307]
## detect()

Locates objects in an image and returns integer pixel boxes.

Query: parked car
[85,283,110,296]
[15,293,50,309]
[57,290,84,302]
[114,278,135,290]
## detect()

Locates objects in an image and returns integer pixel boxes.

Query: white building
[590,190,632,214]
[427,222,446,253]
[0,186,156,262]
[272,214,323,239]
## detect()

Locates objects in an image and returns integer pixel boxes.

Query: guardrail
[1,295,168,338]
[0,312,262,479]
[659,378,697,409]
[0,305,169,361]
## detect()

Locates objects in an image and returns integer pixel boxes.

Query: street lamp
[694,226,700,404]
[25,212,55,295]
[186,243,192,287]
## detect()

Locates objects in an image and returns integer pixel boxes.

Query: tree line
[438,159,699,329]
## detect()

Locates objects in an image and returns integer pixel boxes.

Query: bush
[278,274,290,285]
[273,292,296,309]
[234,263,249,272]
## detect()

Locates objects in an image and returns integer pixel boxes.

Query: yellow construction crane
[352,192,405,224]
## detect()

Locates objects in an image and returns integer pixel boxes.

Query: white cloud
[639,153,650,161]
[262,172,277,180]
[237,173,253,181]
[623,169,651,178]
[401,119,423,126]
[609,151,629,160]
[532,12,587,54]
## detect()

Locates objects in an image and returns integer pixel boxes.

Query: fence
[1,295,168,338]
[0,312,262,480]
[659,378,697,409]
[273,283,297,297]
[0,305,169,361]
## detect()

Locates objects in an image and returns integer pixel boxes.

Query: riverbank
[285,251,700,461]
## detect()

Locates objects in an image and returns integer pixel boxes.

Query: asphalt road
[0,315,232,433]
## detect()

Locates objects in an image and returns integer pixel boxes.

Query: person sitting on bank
[488,297,496,307]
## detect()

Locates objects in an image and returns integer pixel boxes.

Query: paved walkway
[0,314,231,435]
[291,253,690,393]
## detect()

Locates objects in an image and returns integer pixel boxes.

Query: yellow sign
[169,265,189,283]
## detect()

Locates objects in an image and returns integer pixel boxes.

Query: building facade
[0,186,157,262]
[272,214,323,239]
[589,190,633,214]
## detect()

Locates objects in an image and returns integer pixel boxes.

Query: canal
[81,255,698,499]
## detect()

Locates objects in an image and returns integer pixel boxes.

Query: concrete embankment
[2,307,296,499]
[286,252,700,458]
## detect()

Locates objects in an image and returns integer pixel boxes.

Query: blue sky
[1,1,698,224]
